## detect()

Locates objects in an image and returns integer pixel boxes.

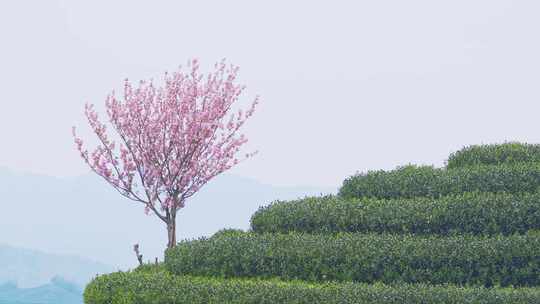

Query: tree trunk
[166,218,177,249]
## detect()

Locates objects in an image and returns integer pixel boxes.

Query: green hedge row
[338,163,540,200]
[84,270,540,304]
[165,232,540,287]
[447,142,540,169]
[250,192,540,235]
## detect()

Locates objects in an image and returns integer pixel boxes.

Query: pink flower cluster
[73,59,258,221]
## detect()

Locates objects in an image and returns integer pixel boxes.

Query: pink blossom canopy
[73,59,258,221]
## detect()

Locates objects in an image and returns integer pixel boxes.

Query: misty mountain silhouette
[0,167,335,268]
[0,244,112,288]
[0,276,83,304]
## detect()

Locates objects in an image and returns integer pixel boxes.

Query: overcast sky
[1,0,540,188]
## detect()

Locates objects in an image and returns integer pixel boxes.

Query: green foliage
[86,143,540,302]
[84,271,540,304]
[164,232,540,287]
[339,163,540,200]
[133,262,166,273]
[447,142,540,169]
[250,192,540,235]
[211,228,245,239]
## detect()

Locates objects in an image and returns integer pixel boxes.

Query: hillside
[0,244,112,288]
[0,277,82,304]
[85,142,540,303]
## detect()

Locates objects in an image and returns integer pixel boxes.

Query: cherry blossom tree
[73,59,259,249]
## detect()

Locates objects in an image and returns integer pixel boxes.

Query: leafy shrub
[165,232,540,287]
[84,271,540,304]
[339,163,540,200]
[211,228,245,239]
[134,262,166,273]
[250,192,540,235]
[447,142,540,169]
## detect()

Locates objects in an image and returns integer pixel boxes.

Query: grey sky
[1,0,540,188]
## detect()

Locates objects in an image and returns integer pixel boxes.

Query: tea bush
[250,192,540,235]
[84,271,540,304]
[211,228,245,239]
[165,232,540,287]
[447,142,540,169]
[339,163,540,200]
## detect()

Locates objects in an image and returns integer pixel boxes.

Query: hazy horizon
[0,167,335,269]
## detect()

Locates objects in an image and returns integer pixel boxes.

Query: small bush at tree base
[211,228,245,239]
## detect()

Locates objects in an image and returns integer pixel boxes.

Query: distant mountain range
[0,244,113,288]
[0,277,82,304]
[0,168,334,303]
[0,167,335,269]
